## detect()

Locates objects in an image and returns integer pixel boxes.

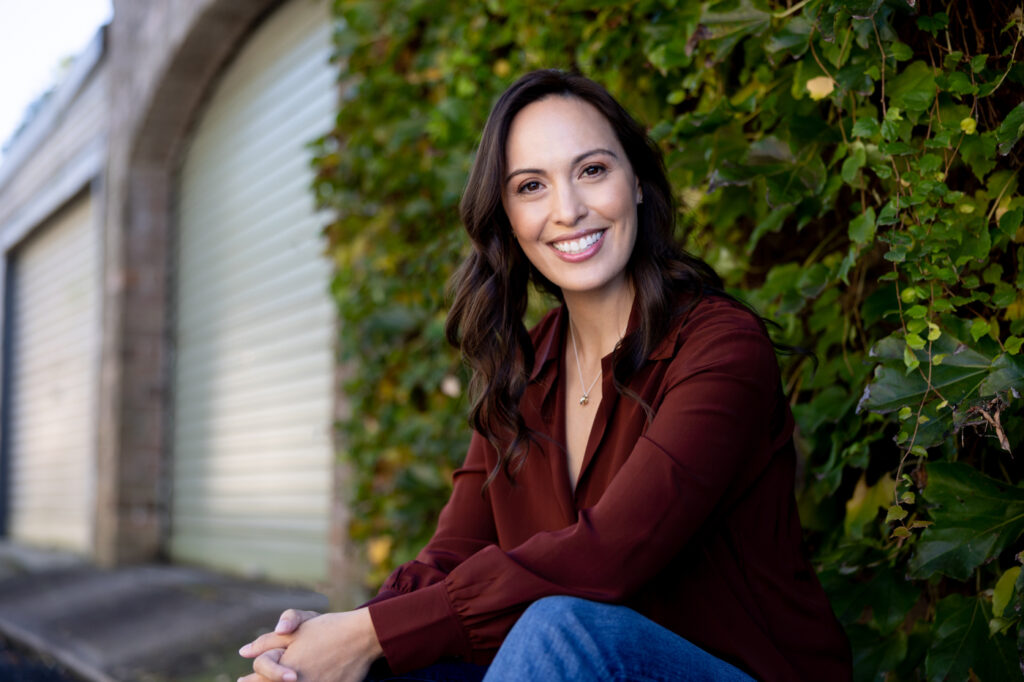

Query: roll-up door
[170,0,336,583]
[4,196,99,553]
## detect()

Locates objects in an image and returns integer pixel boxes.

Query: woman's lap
[482,596,755,682]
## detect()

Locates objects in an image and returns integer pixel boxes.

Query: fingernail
[238,644,250,656]
[274,619,289,633]
[283,673,297,682]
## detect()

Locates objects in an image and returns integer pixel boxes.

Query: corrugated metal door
[171,0,336,583]
[5,196,99,552]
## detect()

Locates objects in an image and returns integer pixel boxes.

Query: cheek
[505,202,544,239]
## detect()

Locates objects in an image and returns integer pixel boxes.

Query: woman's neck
[563,282,635,365]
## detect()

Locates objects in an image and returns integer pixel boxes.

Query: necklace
[569,323,602,407]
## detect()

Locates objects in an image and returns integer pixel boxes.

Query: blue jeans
[483,596,755,682]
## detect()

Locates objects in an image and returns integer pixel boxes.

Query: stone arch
[96,0,285,565]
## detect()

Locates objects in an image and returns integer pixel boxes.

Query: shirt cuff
[367,580,471,673]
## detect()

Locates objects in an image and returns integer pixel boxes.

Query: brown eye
[581,164,606,178]
[518,180,542,194]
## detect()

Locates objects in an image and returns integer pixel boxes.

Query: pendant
[579,394,589,406]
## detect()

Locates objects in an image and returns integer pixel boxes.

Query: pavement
[0,542,330,682]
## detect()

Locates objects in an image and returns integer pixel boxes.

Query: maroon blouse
[365,296,852,681]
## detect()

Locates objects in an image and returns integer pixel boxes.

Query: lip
[548,229,606,263]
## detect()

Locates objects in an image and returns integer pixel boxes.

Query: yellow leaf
[1006,296,1024,321]
[367,536,393,566]
[960,117,977,134]
[845,473,896,538]
[806,76,836,100]
[993,566,1021,617]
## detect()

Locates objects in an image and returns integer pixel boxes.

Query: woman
[239,70,852,682]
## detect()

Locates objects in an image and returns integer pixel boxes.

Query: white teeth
[553,232,602,254]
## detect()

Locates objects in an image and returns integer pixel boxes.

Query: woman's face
[501,95,640,299]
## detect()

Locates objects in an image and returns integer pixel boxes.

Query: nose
[552,181,587,226]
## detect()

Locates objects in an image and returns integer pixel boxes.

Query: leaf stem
[772,0,812,19]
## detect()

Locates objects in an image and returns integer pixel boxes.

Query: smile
[552,231,604,255]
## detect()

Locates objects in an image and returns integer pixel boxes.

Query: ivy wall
[311,0,1024,678]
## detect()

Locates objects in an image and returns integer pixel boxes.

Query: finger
[253,648,297,682]
[274,608,320,634]
[237,675,272,682]
[239,631,291,658]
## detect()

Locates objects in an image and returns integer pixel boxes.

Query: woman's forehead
[505,96,623,168]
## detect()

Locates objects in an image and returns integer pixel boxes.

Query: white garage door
[5,196,99,553]
[171,0,336,583]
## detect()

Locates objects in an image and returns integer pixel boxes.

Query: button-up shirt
[366,295,852,680]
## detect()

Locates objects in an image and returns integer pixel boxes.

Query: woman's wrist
[355,607,384,660]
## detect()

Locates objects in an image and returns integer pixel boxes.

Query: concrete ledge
[0,542,329,681]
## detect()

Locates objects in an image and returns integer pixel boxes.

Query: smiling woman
[238,70,852,682]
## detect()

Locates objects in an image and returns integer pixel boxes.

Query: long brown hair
[446,69,725,485]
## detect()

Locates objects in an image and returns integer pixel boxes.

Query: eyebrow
[504,147,619,185]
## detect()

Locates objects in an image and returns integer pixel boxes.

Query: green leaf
[925,594,1023,682]
[888,61,936,113]
[938,70,976,96]
[910,462,1024,580]
[943,51,964,69]
[878,199,900,225]
[890,41,913,62]
[903,344,920,371]
[996,102,1024,155]
[906,304,928,318]
[841,145,867,183]
[970,54,988,72]
[849,207,876,245]
[906,333,925,350]
[980,352,1024,396]
[960,132,998,181]
[992,566,1021,618]
[999,207,1023,237]
[852,117,880,138]
[885,504,908,522]
[916,13,949,34]
[971,317,991,341]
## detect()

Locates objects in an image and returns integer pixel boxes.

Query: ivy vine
[312,0,1024,677]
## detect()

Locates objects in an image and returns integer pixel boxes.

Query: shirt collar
[527,291,698,387]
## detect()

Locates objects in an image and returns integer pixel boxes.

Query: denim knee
[519,595,592,623]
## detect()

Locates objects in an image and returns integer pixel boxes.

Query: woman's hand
[238,608,382,682]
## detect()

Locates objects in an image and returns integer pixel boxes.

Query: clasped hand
[238,607,382,682]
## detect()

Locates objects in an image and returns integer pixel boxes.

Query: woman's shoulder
[658,293,770,358]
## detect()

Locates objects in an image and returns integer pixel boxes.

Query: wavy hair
[446,69,725,486]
